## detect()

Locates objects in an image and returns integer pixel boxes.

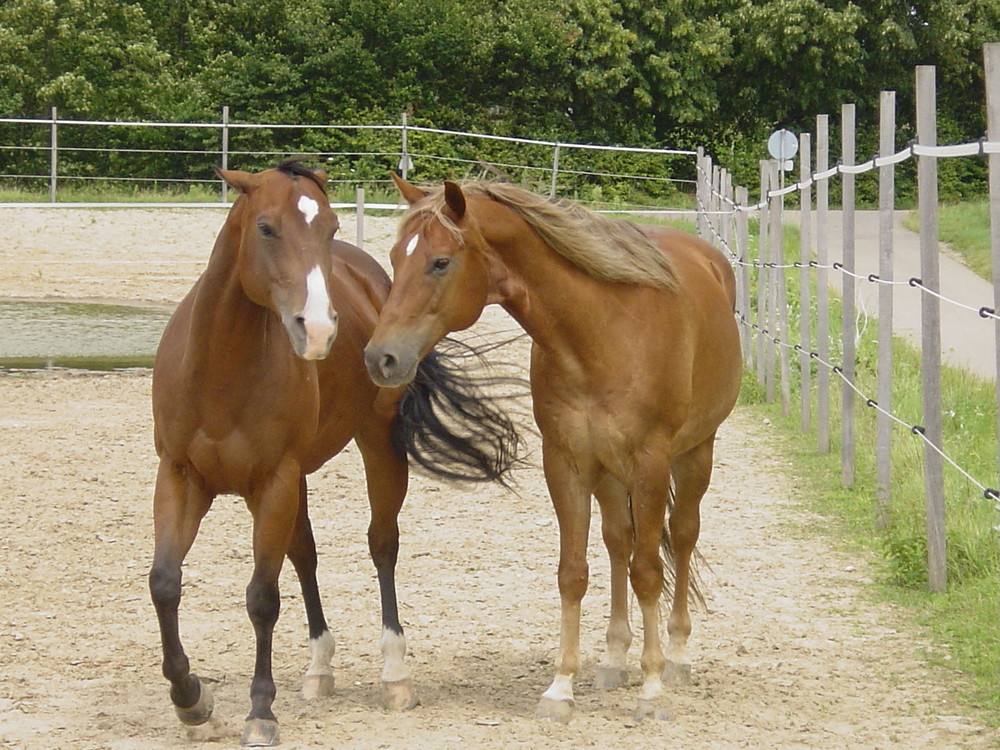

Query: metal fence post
[916,65,947,593]
[841,103,857,488]
[876,90,897,530]
[221,105,230,203]
[355,186,365,250]
[400,111,410,180]
[49,106,57,203]
[550,142,561,198]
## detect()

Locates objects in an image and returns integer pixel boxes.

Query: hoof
[174,682,214,726]
[301,673,335,700]
[535,696,574,724]
[381,678,419,711]
[594,666,629,690]
[241,718,280,747]
[663,660,691,686]
[633,697,671,723]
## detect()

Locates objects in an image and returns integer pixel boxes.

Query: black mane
[277,159,327,194]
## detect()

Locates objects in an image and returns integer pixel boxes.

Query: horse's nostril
[379,352,398,377]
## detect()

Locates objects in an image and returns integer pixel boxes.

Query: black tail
[392,337,525,486]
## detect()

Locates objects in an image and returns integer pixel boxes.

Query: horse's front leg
[285,477,336,700]
[356,421,416,711]
[535,444,595,723]
[628,454,675,723]
[241,465,302,747]
[148,459,216,727]
[593,475,633,690]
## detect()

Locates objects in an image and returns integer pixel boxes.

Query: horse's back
[642,224,737,309]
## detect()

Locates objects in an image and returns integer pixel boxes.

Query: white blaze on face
[380,627,410,683]
[298,265,335,359]
[298,195,319,225]
[404,233,420,257]
[303,266,332,323]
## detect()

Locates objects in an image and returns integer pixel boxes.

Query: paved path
[792,209,995,381]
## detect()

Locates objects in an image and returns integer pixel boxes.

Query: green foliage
[1,0,999,202]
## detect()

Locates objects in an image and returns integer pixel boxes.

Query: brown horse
[365,176,742,722]
[149,162,518,746]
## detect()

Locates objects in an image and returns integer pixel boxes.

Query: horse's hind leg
[593,474,633,690]
[356,415,416,711]
[148,459,215,727]
[662,434,715,686]
[286,477,336,700]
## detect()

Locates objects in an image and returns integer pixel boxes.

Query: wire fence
[697,43,1000,593]
[0,109,696,211]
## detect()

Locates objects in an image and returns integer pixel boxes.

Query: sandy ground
[0,207,996,749]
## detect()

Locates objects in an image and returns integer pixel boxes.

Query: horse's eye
[258,222,277,238]
[430,257,451,275]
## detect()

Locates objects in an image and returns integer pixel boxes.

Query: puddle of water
[0,300,172,370]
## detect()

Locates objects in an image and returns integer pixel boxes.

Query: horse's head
[365,175,491,387]
[217,161,339,360]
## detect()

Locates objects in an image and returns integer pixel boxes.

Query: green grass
[903,200,994,282]
[743,215,1000,724]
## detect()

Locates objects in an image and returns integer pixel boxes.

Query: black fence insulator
[808,260,819,267]
[909,277,923,287]
[979,306,996,319]
[867,273,880,282]
[984,488,1000,501]
[833,262,843,270]
[832,365,843,374]
[866,398,878,408]
[911,424,926,435]
[809,351,819,359]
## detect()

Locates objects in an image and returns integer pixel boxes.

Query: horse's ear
[442,181,466,220]
[215,167,254,194]
[392,172,428,205]
[311,168,328,187]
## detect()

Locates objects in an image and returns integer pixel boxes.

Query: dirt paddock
[0,207,995,749]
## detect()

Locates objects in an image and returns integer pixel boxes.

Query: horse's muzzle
[287,311,338,360]
[364,341,419,388]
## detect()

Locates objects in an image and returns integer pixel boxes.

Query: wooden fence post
[799,131,813,432]
[757,160,770,387]
[696,147,708,239]
[876,90,897,530]
[841,103,857,488]
[816,114,831,454]
[985,43,1000,499]
[916,65,947,593]
[736,185,752,366]
[770,160,792,415]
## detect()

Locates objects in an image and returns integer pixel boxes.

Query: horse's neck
[482,206,606,358]
[186,216,271,367]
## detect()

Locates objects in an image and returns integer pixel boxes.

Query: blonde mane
[402,181,679,290]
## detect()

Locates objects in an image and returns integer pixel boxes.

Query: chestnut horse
[149,162,518,746]
[365,176,742,722]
